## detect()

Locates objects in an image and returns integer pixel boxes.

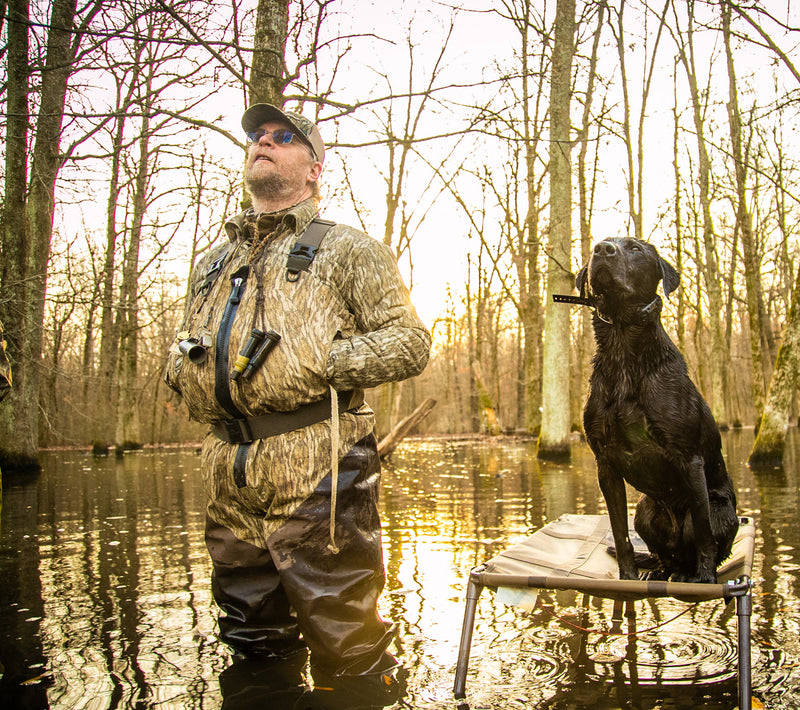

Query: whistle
[242,331,281,379]
[230,329,267,381]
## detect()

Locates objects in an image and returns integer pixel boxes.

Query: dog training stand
[453,514,756,710]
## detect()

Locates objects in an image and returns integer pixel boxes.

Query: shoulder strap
[286,217,336,282]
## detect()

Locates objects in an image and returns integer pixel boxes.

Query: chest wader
[205,220,397,680]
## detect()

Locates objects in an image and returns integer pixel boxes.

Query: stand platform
[453,514,756,709]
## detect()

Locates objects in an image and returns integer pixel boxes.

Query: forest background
[1,0,799,472]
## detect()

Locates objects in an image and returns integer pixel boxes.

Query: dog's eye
[630,244,641,252]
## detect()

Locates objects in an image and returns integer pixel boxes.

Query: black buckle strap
[285,243,318,281]
[222,418,253,444]
[197,249,231,296]
[285,217,336,282]
[211,390,363,444]
[553,293,662,325]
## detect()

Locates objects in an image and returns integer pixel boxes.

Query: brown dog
[576,238,738,583]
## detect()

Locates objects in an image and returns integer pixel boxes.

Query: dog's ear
[660,258,680,298]
[576,265,588,297]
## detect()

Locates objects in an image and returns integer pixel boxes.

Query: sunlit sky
[301,1,798,329]
[53,1,800,333]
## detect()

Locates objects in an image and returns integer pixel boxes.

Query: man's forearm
[326,325,431,391]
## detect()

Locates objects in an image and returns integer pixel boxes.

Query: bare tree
[749,266,800,467]
[539,0,576,460]
[722,0,771,421]
[0,0,103,470]
[673,0,731,427]
[605,0,670,241]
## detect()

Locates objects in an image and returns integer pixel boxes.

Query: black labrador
[576,237,738,584]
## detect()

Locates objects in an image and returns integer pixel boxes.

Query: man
[165,104,430,705]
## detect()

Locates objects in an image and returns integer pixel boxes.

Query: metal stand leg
[453,573,484,699]
[736,582,753,710]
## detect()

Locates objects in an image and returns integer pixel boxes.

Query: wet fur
[577,238,738,583]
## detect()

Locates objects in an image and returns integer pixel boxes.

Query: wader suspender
[285,217,336,281]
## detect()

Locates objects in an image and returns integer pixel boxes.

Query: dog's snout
[593,241,617,257]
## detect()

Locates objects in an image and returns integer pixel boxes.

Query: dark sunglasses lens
[245,129,294,145]
[274,130,294,145]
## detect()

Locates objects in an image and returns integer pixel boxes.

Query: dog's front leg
[598,464,638,580]
[682,455,717,583]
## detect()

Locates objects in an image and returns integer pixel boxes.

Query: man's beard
[244,170,293,201]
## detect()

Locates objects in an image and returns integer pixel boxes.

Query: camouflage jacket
[165,198,431,546]
[0,319,10,403]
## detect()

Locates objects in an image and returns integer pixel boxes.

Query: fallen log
[378,398,436,458]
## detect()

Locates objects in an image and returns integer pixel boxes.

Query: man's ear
[576,265,588,298]
[660,258,680,298]
[308,161,323,182]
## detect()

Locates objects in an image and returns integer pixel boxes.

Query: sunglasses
[246,128,297,145]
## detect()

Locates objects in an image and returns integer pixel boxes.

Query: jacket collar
[224,197,319,242]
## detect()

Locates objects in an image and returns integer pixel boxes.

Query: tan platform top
[478,514,755,602]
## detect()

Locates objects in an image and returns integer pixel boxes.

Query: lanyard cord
[326,383,340,554]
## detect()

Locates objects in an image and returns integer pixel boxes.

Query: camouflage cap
[241,103,326,164]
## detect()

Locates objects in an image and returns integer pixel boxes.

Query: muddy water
[0,429,798,709]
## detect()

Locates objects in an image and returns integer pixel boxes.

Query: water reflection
[0,430,798,708]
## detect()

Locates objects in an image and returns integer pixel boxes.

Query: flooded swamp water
[0,429,798,709]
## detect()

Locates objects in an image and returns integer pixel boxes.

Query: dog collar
[638,296,662,319]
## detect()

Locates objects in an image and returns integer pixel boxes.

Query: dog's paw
[633,551,661,569]
[617,565,639,581]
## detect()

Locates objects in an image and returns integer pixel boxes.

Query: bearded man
[166,103,430,706]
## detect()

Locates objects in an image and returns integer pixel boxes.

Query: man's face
[244,121,320,203]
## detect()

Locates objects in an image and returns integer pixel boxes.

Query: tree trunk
[576,3,604,430]
[472,360,501,435]
[0,0,33,470]
[722,2,769,422]
[466,258,480,432]
[96,111,127,448]
[672,77,686,354]
[678,12,730,427]
[250,0,289,105]
[749,266,800,468]
[114,100,151,450]
[0,0,80,470]
[539,0,575,460]
[516,322,525,430]
[518,0,543,436]
[243,0,289,213]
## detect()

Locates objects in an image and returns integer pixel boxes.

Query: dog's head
[575,238,680,319]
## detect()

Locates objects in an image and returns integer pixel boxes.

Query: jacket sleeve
[326,238,431,391]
